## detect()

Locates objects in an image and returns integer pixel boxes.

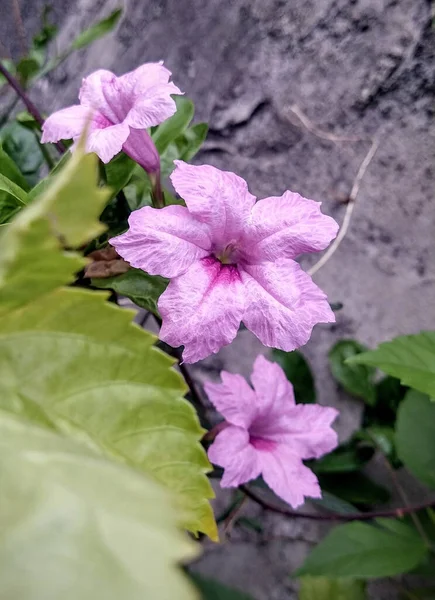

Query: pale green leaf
[0,142,29,190]
[70,8,122,50]
[295,520,427,578]
[0,173,28,205]
[396,390,435,488]
[329,340,376,405]
[153,96,195,154]
[347,332,435,398]
[0,415,198,600]
[298,577,366,600]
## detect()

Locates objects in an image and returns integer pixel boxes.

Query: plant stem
[241,485,435,522]
[0,60,66,154]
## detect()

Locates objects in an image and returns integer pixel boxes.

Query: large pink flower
[205,355,339,508]
[111,161,339,362]
[41,62,182,173]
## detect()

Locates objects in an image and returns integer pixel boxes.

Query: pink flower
[205,355,339,508]
[111,161,339,363]
[41,62,182,173]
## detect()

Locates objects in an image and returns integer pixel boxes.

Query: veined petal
[208,426,260,487]
[125,82,182,129]
[41,105,91,143]
[241,260,334,351]
[259,444,321,508]
[170,161,256,247]
[243,191,339,262]
[158,257,246,363]
[79,69,120,122]
[87,121,130,163]
[110,205,212,278]
[204,371,257,428]
[122,128,160,174]
[117,62,172,93]
[250,355,295,420]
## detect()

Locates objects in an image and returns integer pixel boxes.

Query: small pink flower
[41,62,182,173]
[205,355,339,508]
[111,161,339,362]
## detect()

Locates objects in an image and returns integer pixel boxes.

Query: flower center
[216,242,238,265]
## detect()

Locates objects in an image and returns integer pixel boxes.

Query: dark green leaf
[0,59,16,85]
[91,268,168,315]
[347,332,435,399]
[0,174,28,205]
[312,492,360,515]
[310,441,374,474]
[364,426,396,459]
[70,8,122,51]
[104,152,136,197]
[272,349,315,403]
[160,123,208,178]
[329,340,376,405]
[191,574,255,600]
[0,123,43,186]
[295,520,427,578]
[318,472,389,506]
[15,112,41,132]
[0,142,29,190]
[28,151,71,201]
[363,376,407,429]
[237,517,264,533]
[298,576,366,600]
[153,96,195,154]
[16,57,41,84]
[396,390,435,488]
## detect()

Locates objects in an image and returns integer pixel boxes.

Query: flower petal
[41,105,91,143]
[158,257,246,363]
[125,82,182,129]
[241,260,335,351]
[274,404,339,459]
[87,121,130,163]
[122,128,160,174]
[117,62,172,93]
[208,426,260,487]
[259,444,321,508]
[170,161,256,247]
[250,354,295,416]
[110,205,212,278]
[204,371,257,428]
[79,69,120,122]
[244,191,339,262]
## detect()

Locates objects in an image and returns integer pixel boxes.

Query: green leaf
[0,173,28,205]
[347,332,435,399]
[310,441,374,474]
[16,56,41,84]
[396,390,435,488]
[329,340,376,405]
[160,122,208,179]
[0,122,43,186]
[71,8,122,50]
[295,520,427,578]
[28,151,71,201]
[0,145,217,540]
[191,574,255,600]
[298,576,366,600]
[318,472,389,506]
[0,142,29,190]
[105,152,136,197]
[0,415,198,600]
[272,349,315,403]
[92,268,168,315]
[312,492,360,515]
[153,96,195,154]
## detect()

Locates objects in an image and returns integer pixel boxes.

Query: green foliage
[0,415,198,600]
[295,520,427,578]
[0,143,29,190]
[0,171,28,224]
[0,145,217,544]
[317,472,389,507]
[105,152,136,197]
[153,96,195,154]
[311,441,374,474]
[298,576,366,600]
[329,340,376,405]
[0,122,43,186]
[272,349,315,403]
[92,268,168,315]
[347,332,435,399]
[396,390,435,489]
[191,574,255,600]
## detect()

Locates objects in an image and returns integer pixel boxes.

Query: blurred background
[1,0,434,598]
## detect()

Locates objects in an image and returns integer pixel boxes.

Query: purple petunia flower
[41,62,182,173]
[111,161,339,363]
[205,355,339,508]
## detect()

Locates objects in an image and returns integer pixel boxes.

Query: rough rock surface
[2,0,434,598]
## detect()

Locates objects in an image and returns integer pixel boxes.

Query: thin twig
[0,60,66,154]
[241,485,435,522]
[223,495,248,537]
[285,104,370,143]
[308,136,380,276]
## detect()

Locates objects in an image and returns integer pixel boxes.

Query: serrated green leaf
[153,96,195,154]
[298,576,366,600]
[348,332,435,399]
[191,574,255,600]
[272,349,315,403]
[396,390,435,488]
[329,340,376,405]
[0,415,198,600]
[0,144,217,540]
[92,267,168,315]
[295,520,427,578]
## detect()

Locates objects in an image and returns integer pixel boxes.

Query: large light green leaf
[295,520,427,578]
[347,332,435,398]
[329,340,376,405]
[396,390,435,488]
[298,577,366,600]
[0,144,217,540]
[0,415,198,600]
